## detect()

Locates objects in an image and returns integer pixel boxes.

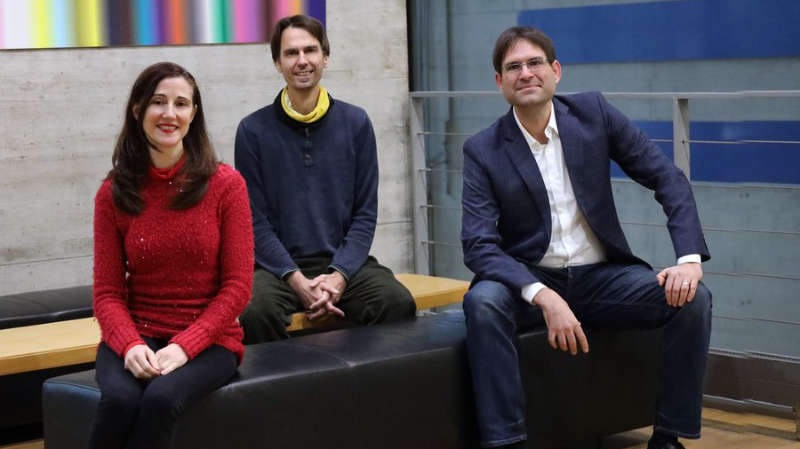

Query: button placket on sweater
[303,127,314,167]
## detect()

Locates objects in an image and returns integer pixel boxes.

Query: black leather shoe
[647,438,685,449]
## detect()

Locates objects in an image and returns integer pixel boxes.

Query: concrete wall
[0,0,411,295]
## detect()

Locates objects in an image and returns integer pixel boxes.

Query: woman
[89,62,253,449]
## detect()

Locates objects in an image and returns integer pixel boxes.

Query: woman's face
[140,76,196,154]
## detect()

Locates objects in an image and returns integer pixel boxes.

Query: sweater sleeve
[170,172,254,359]
[234,120,299,278]
[92,182,145,357]
[329,113,378,279]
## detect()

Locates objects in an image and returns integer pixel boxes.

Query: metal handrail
[409,90,800,277]
[410,90,800,99]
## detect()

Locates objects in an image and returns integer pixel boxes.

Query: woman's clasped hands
[123,343,188,379]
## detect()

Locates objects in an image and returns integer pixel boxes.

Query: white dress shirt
[513,103,700,304]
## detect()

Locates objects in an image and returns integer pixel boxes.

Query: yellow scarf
[281,86,330,123]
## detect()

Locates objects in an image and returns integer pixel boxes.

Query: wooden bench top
[0,274,468,376]
[0,317,100,376]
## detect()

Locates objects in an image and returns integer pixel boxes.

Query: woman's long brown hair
[109,62,217,214]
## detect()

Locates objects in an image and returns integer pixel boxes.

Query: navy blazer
[461,91,710,292]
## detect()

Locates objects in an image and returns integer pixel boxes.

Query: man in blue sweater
[234,14,415,343]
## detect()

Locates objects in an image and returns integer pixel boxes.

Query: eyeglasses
[503,57,549,75]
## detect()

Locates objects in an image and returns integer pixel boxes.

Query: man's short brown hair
[492,26,556,73]
[270,14,330,62]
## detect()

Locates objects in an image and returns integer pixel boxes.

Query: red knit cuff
[169,326,211,360]
[105,327,145,358]
[122,340,146,358]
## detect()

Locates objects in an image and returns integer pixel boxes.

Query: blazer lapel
[500,109,551,238]
[553,96,592,215]
[553,97,584,173]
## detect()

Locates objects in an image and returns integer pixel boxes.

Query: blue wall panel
[610,121,800,184]
[519,0,800,63]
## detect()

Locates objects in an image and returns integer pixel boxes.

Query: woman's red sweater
[92,162,254,363]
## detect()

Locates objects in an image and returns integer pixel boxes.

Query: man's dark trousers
[241,256,416,343]
[463,262,712,448]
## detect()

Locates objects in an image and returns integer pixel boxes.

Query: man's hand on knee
[306,290,345,320]
[310,272,346,304]
[304,272,346,320]
[534,288,589,355]
[306,299,345,320]
[286,271,329,313]
[656,262,703,307]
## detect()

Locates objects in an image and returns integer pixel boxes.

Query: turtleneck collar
[281,86,330,124]
[148,154,187,181]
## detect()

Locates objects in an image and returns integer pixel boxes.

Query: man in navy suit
[461,26,712,449]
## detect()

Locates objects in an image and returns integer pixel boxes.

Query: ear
[132,104,141,120]
[189,104,197,123]
[495,72,503,90]
[552,59,562,84]
[322,54,329,69]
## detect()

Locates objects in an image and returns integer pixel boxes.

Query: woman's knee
[97,385,141,416]
[140,384,183,420]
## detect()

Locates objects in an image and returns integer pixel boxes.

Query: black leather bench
[43,312,660,449]
[2,276,467,445]
[0,285,93,444]
[0,285,92,330]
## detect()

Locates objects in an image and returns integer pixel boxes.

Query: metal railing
[409,90,800,275]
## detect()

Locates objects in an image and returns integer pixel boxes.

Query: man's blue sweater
[234,92,378,280]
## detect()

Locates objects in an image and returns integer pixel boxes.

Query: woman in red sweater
[89,62,253,449]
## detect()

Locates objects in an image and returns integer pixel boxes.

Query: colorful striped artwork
[0,0,325,50]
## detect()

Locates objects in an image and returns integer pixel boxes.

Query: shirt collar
[513,101,559,149]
